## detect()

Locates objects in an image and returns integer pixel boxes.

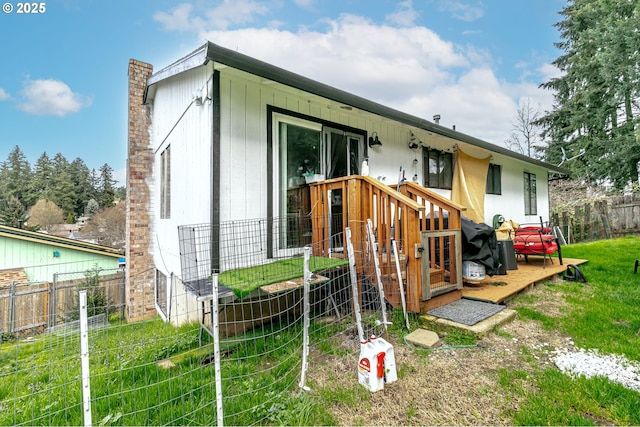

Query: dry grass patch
[307,309,574,426]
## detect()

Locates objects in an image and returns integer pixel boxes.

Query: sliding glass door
[275,116,364,252]
[323,128,364,250]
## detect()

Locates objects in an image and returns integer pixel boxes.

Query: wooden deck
[460,256,588,304]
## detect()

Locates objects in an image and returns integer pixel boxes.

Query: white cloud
[398,67,520,144]
[386,0,419,27]
[154,5,553,149]
[153,3,195,31]
[0,88,9,101]
[18,79,91,117]
[154,0,269,31]
[200,14,469,102]
[438,0,485,22]
[538,62,563,81]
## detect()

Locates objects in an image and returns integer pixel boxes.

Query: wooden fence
[0,270,125,337]
[552,193,640,243]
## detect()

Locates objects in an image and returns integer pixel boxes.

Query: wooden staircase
[308,176,464,314]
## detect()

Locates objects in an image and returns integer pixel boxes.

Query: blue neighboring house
[0,224,123,283]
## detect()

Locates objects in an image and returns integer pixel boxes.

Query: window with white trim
[155,269,167,316]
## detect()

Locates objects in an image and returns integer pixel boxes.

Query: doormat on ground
[427,299,505,326]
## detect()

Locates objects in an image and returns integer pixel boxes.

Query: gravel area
[553,347,640,392]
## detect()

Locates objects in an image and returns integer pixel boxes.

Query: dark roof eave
[144,41,570,175]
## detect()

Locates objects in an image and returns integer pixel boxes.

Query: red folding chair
[513,217,563,268]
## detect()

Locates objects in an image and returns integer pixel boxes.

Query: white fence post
[298,246,311,391]
[79,290,92,427]
[52,273,59,327]
[8,281,16,334]
[211,274,224,427]
[345,227,365,343]
[392,239,410,331]
[367,219,389,336]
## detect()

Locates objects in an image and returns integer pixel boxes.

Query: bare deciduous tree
[82,203,125,249]
[505,98,545,158]
[27,199,65,232]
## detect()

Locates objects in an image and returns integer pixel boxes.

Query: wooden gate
[420,230,462,300]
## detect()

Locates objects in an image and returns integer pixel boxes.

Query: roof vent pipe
[433,114,441,124]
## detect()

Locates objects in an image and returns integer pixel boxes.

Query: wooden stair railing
[394,181,464,231]
[309,176,423,312]
[308,176,463,313]
[396,181,465,303]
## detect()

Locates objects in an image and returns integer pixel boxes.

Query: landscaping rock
[405,328,441,349]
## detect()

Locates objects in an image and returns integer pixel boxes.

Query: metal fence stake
[367,219,389,337]
[8,281,16,334]
[392,239,410,330]
[298,247,311,391]
[79,290,92,427]
[211,274,224,427]
[346,227,365,343]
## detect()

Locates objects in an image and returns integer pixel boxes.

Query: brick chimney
[126,59,155,322]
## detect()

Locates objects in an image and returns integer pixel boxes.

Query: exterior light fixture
[368,132,382,147]
[408,131,421,149]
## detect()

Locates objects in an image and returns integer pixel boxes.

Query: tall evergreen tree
[0,196,29,228]
[0,146,32,207]
[98,163,116,208]
[538,0,640,189]
[0,146,124,224]
[49,153,76,219]
[89,168,100,206]
[31,152,53,204]
[69,158,95,216]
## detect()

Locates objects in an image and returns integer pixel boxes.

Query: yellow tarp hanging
[451,149,491,224]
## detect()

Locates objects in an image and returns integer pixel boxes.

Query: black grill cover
[461,216,501,276]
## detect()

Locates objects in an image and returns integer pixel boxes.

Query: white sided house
[126,42,568,323]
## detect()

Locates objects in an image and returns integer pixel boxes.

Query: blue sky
[0,0,565,185]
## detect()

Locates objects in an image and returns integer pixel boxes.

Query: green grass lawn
[2,237,639,426]
[0,318,338,426]
[501,235,640,425]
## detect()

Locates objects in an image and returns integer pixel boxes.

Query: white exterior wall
[149,63,552,284]
[485,154,550,226]
[167,275,200,325]
[218,72,267,221]
[149,65,214,282]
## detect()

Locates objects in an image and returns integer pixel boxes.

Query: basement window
[155,269,168,317]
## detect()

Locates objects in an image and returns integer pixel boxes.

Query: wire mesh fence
[1,219,400,426]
